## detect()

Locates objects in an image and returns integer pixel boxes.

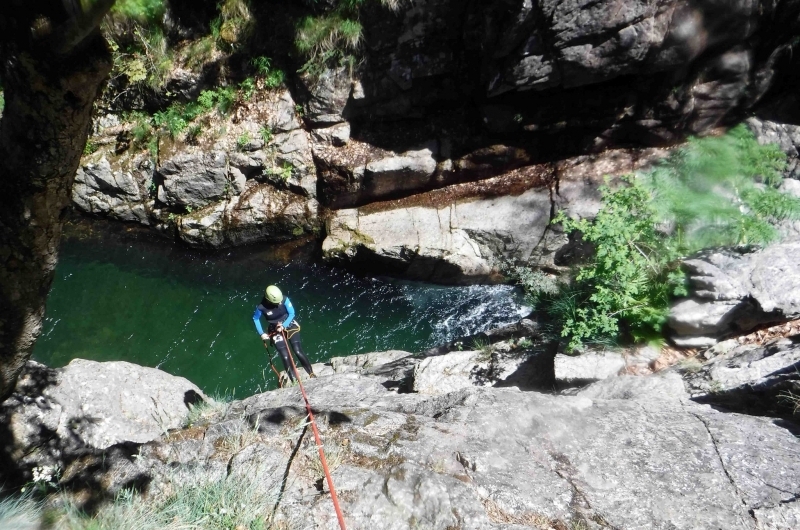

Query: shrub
[294,0,403,76]
[215,87,237,115]
[212,0,254,50]
[153,106,187,139]
[522,125,800,351]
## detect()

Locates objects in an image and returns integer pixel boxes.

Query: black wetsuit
[253,296,313,381]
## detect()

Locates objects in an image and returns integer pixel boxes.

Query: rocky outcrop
[3,355,799,529]
[177,181,319,248]
[669,243,800,347]
[70,0,800,262]
[682,335,800,416]
[72,158,149,224]
[322,148,665,282]
[0,360,203,479]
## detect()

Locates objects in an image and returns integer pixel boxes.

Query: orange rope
[281,330,347,530]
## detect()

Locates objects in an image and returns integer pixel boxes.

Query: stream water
[33,221,529,396]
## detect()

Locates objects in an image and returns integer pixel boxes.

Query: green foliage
[250,57,286,90]
[107,24,173,93]
[111,0,166,24]
[83,140,99,156]
[295,14,363,76]
[153,106,187,139]
[552,177,687,350]
[212,0,254,51]
[294,0,402,76]
[215,87,237,115]
[185,124,203,145]
[185,391,234,427]
[236,131,252,151]
[520,125,800,351]
[259,125,273,145]
[642,124,793,250]
[196,89,218,111]
[239,77,256,100]
[269,162,293,182]
[129,111,153,145]
[51,471,272,530]
[0,91,4,113]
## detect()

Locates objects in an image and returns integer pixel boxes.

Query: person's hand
[260,333,269,341]
[276,323,284,333]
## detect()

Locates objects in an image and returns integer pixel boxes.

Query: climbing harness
[263,323,303,388]
[280,329,347,530]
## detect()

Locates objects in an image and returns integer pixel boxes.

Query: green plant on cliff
[211,0,254,51]
[251,56,286,89]
[295,0,402,77]
[521,125,800,351]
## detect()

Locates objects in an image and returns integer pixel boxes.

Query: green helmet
[265,285,283,304]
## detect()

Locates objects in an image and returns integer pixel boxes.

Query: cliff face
[73,0,800,281]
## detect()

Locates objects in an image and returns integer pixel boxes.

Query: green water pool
[33,221,528,396]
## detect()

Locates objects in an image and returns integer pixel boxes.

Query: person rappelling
[253,284,316,383]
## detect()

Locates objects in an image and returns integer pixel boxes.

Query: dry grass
[733,319,800,346]
[480,497,569,529]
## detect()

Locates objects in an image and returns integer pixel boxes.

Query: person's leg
[286,324,314,375]
[271,334,296,382]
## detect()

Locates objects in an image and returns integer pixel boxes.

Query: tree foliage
[521,125,800,351]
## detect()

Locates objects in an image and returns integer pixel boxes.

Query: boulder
[310,122,351,146]
[72,158,148,224]
[157,151,229,209]
[0,360,203,471]
[265,89,302,132]
[554,351,626,387]
[322,175,564,283]
[302,66,352,124]
[270,129,317,197]
[363,143,439,196]
[412,351,491,395]
[669,243,800,346]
